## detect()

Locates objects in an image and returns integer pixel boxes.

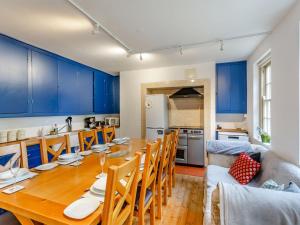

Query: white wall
[0,114,117,138]
[247,2,300,164]
[119,62,216,138]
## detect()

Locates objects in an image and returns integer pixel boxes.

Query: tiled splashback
[168,98,204,127]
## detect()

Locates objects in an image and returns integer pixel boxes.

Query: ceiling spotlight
[92,24,101,35]
[219,40,224,51]
[139,53,143,61]
[179,46,183,56]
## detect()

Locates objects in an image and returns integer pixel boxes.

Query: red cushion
[229,153,261,185]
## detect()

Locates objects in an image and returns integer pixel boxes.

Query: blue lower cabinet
[0,35,29,114]
[27,144,42,169]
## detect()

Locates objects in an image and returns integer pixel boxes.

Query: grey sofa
[203,145,300,225]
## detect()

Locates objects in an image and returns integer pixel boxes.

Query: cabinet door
[58,60,79,113]
[230,62,247,113]
[78,66,93,114]
[113,76,120,114]
[216,64,231,113]
[0,36,29,114]
[31,51,58,113]
[94,71,108,114]
[106,75,114,114]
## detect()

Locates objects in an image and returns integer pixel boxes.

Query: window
[260,60,271,136]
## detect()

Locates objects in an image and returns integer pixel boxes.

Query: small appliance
[84,117,96,129]
[105,117,120,127]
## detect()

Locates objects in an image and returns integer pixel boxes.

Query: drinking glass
[74,146,81,166]
[9,157,21,189]
[99,152,106,177]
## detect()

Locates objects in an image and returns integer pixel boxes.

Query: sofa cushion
[207,165,239,187]
[229,153,261,185]
[253,151,300,187]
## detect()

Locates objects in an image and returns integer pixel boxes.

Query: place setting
[56,147,83,166]
[112,137,130,145]
[0,157,38,193]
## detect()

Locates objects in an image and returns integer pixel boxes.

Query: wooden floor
[175,165,206,177]
[1,174,204,225]
[136,174,204,225]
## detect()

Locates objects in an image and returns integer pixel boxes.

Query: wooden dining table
[0,138,148,225]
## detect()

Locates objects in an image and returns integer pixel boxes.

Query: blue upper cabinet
[58,59,79,114]
[31,51,58,114]
[58,60,93,114]
[216,61,247,114]
[77,66,93,114]
[0,36,29,114]
[94,71,107,114]
[113,76,120,114]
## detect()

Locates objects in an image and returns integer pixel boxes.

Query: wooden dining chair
[135,139,161,225]
[41,135,71,163]
[156,133,173,219]
[167,128,180,197]
[102,152,141,225]
[0,142,28,172]
[78,129,99,151]
[102,126,116,143]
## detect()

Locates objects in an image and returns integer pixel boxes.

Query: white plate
[58,153,77,161]
[91,144,107,150]
[64,198,100,220]
[34,163,58,171]
[91,176,107,192]
[106,143,115,147]
[0,168,29,181]
[90,186,105,196]
[80,150,92,156]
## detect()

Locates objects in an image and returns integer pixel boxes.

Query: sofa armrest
[208,153,238,168]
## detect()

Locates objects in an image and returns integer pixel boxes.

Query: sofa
[203,143,300,225]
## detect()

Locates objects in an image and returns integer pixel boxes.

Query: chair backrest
[78,130,99,151]
[138,139,161,209]
[102,127,116,143]
[158,133,173,181]
[169,129,180,166]
[102,152,141,225]
[41,135,71,163]
[0,142,28,172]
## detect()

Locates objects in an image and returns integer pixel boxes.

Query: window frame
[259,59,271,136]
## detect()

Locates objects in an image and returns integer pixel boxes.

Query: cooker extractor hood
[169,87,203,98]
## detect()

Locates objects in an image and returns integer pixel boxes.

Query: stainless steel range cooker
[170,128,204,166]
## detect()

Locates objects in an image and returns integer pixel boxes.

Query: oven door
[176,146,187,164]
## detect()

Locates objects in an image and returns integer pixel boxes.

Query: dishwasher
[187,129,204,166]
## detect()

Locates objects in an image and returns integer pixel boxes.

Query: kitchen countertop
[0,126,118,147]
[169,126,204,129]
[216,128,248,134]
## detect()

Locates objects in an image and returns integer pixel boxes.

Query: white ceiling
[0,0,295,74]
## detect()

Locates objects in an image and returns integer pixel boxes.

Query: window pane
[266,84,271,99]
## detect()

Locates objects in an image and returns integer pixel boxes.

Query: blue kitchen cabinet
[58,60,94,114]
[58,60,79,114]
[94,71,107,114]
[27,144,42,169]
[106,75,114,113]
[0,35,29,114]
[31,51,58,113]
[77,66,94,114]
[216,61,247,114]
[113,76,120,114]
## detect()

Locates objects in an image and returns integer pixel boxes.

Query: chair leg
[163,181,167,205]
[150,199,155,225]
[168,173,172,197]
[172,170,176,187]
[156,184,162,219]
[138,210,145,225]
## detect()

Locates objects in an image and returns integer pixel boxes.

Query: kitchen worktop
[169,126,204,129]
[216,128,248,134]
